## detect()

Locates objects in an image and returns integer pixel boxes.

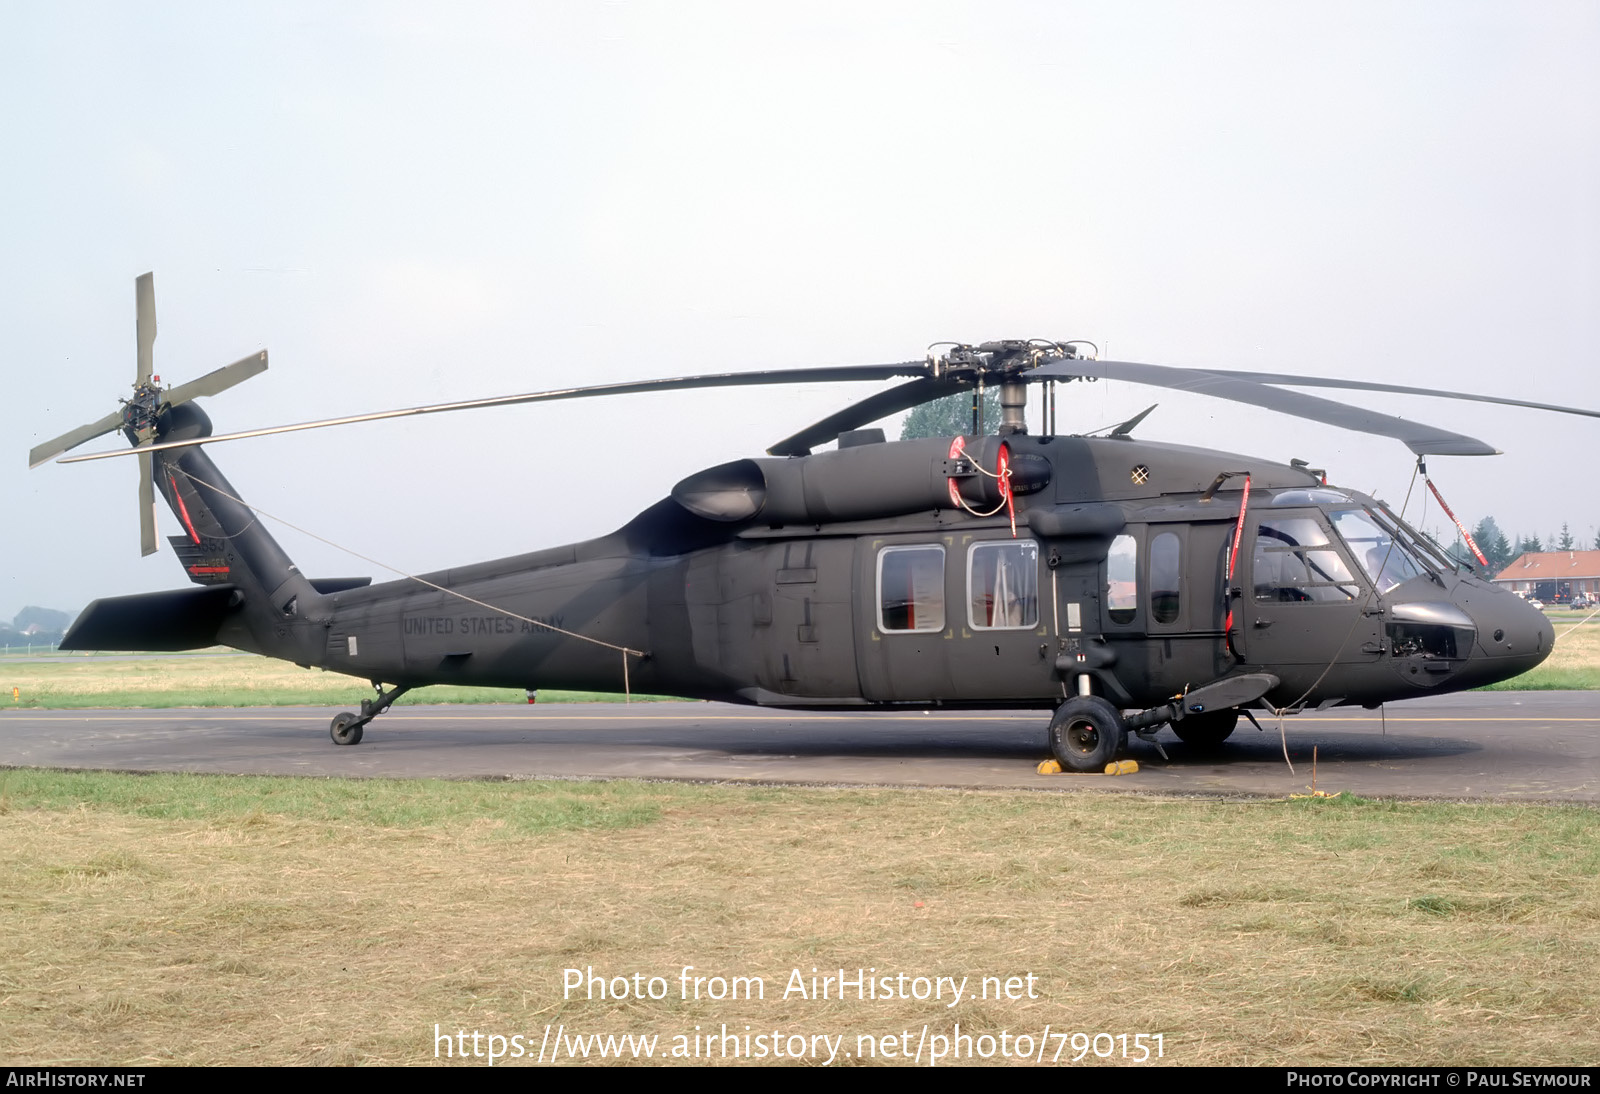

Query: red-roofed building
[1493,551,1600,604]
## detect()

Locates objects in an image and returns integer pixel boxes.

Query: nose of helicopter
[1450,583,1555,688]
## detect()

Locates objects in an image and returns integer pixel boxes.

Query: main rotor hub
[929,340,1083,436]
[933,340,1076,379]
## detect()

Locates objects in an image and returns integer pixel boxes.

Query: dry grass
[0,653,669,708]
[1,772,1595,1066]
[1,653,488,707]
[1516,613,1600,688]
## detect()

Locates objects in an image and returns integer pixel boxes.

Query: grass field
[3,614,1594,1066]
[4,610,1598,710]
[0,652,674,709]
[1,770,1595,1066]
[1481,611,1600,690]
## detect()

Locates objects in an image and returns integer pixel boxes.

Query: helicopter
[29,274,1591,771]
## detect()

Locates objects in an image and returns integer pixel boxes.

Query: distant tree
[2,606,69,647]
[1491,532,1512,570]
[1468,517,1513,574]
[1593,527,1600,551]
[1517,534,1544,555]
[900,391,1002,440]
[1558,523,1576,551]
[13,606,70,633]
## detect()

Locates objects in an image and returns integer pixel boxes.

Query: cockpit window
[1331,509,1425,592]
[1252,515,1361,602]
[1377,504,1459,573]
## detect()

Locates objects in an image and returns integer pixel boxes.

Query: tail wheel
[1048,695,1127,773]
[1171,709,1238,749]
[330,712,364,746]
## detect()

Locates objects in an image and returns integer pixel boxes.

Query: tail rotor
[27,272,268,555]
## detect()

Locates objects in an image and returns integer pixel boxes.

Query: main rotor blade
[766,376,969,456]
[1033,359,1499,456]
[138,450,157,557]
[28,409,126,469]
[136,273,156,386]
[57,362,930,463]
[163,350,268,407]
[1190,368,1600,421]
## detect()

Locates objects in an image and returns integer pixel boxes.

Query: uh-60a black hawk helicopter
[32,274,1594,771]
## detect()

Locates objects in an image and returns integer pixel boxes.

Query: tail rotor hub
[121,382,162,440]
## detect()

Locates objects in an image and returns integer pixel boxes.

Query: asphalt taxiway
[2,691,1595,802]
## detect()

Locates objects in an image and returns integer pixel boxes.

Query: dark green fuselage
[66,406,1549,717]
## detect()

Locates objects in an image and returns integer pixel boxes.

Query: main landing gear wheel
[1171,709,1238,750]
[1048,695,1128,773]
[330,712,364,746]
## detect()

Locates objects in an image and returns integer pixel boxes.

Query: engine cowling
[671,436,1050,525]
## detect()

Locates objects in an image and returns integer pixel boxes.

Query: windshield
[1330,508,1426,592]
[1378,503,1460,573]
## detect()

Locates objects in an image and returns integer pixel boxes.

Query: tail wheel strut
[330,682,412,746]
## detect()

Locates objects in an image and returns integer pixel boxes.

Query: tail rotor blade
[28,409,126,469]
[136,273,156,386]
[138,450,157,556]
[163,350,268,407]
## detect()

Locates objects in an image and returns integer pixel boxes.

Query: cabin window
[1107,534,1138,624]
[878,545,946,632]
[1150,531,1181,624]
[968,540,1039,630]
[1253,515,1360,602]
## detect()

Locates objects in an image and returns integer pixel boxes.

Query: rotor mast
[932,340,1083,437]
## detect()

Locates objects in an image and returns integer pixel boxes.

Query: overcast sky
[5,1,1597,619]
